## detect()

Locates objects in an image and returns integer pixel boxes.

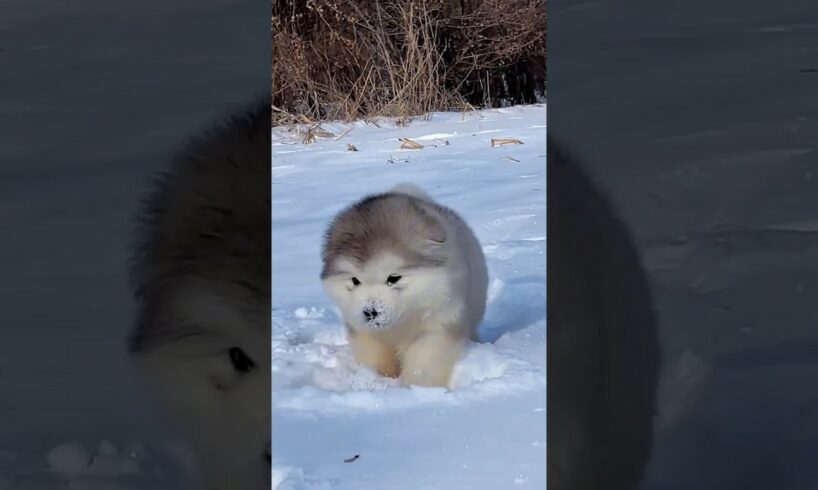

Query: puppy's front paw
[399,333,465,388]
[348,331,399,378]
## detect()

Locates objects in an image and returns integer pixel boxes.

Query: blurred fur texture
[128,102,271,490]
[547,137,660,490]
[321,184,488,388]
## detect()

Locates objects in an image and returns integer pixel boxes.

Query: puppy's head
[128,103,270,489]
[321,193,451,331]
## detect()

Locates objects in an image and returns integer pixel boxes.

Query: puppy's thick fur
[128,103,271,490]
[547,138,660,490]
[321,184,488,388]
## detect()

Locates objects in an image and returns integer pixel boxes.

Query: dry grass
[272,0,546,123]
[399,138,425,149]
[491,137,525,147]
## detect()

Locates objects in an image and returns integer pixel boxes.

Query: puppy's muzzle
[363,306,379,322]
[361,300,390,329]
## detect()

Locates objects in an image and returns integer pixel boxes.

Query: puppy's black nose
[363,306,379,321]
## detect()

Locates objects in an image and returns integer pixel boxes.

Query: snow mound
[1,440,193,490]
[273,307,544,416]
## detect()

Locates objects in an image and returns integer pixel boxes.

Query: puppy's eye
[386,274,402,285]
[229,347,256,373]
[351,277,361,286]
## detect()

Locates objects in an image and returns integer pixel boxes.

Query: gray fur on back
[321,191,451,278]
[390,182,434,202]
[128,102,271,353]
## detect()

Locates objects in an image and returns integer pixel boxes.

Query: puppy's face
[132,284,271,490]
[322,252,450,331]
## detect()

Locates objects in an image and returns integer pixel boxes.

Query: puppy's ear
[421,217,446,245]
[414,202,447,245]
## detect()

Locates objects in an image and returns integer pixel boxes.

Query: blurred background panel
[0,0,268,486]
[548,0,818,488]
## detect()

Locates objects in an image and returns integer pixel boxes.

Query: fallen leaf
[399,138,424,150]
[491,138,524,147]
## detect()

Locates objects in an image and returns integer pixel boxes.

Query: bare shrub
[437,0,547,106]
[272,0,546,122]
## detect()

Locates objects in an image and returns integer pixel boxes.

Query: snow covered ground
[271,105,547,489]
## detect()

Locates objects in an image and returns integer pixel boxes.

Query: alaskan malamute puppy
[128,103,271,490]
[321,184,488,388]
[547,137,660,490]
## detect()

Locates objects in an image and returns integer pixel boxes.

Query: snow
[271,105,547,489]
[1,439,194,490]
[46,443,92,479]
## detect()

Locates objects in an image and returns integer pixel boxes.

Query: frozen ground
[271,105,547,489]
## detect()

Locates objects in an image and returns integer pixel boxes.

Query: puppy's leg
[348,331,399,378]
[400,332,465,388]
